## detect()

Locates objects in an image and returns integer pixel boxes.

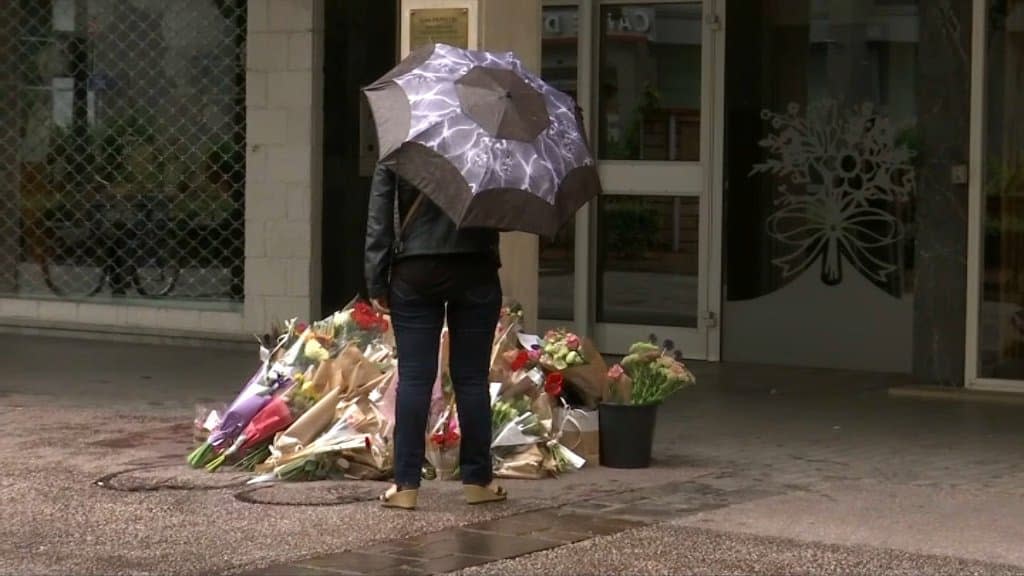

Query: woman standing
[365,163,508,510]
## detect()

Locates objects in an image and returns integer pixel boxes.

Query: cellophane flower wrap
[332,297,390,352]
[490,385,583,479]
[425,402,460,481]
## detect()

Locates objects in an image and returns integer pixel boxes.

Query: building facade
[1,0,1021,392]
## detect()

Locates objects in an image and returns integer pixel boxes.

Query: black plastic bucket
[598,402,659,469]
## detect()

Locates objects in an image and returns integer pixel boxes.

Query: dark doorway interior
[321,0,397,313]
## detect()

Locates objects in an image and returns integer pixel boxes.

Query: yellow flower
[304,338,330,362]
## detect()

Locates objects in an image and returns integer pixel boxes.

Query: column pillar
[244,0,324,332]
[480,0,541,332]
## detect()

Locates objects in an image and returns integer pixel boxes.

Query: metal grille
[0,0,246,303]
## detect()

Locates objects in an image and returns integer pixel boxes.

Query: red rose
[510,350,530,372]
[352,301,384,331]
[430,432,446,446]
[544,372,564,397]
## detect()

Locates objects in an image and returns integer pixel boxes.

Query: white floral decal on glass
[750,101,916,286]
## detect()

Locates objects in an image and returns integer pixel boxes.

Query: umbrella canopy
[362,43,601,238]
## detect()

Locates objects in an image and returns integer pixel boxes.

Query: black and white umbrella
[362,43,601,238]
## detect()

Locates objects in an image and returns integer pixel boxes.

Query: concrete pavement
[1,333,1023,575]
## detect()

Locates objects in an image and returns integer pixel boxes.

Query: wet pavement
[2,333,1024,575]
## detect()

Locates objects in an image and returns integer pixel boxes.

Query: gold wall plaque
[409,8,470,50]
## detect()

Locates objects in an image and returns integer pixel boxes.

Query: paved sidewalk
[1,334,1023,575]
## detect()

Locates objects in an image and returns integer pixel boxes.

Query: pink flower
[566,333,581,350]
[527,348,541,362]
[607,364,625,380]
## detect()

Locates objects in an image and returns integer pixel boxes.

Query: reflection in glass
[598,3,701,161]
[979,0,1024,379]
[539,4,578,320]
[598,195,698,326]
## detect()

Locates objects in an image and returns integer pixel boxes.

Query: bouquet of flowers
[490,389,584,478]
[535,329,608,408]
[425,404,461,480]
[540,329,586,370]
[332,298,390,351]
[607,336,696,405]
[205,393,296,472]
[491,395,531,438]
[254,397,390,482]
[187,367,290,468]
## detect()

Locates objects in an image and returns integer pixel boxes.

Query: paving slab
[454,524,1024,576]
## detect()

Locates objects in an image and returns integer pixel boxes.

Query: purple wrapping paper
[209,393,272,448]
[226,368,266,413]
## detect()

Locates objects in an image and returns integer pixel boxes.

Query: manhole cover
[95,463,250,492]
[234,480,384,506]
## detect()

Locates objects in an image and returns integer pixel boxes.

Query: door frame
[538,0,725,361]
[964,0,1024,392]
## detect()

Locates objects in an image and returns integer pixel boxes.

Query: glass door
[539,0,723,359]
[967,0,1024,391]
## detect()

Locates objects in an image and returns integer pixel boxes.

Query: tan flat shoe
[464,483,507,505]
[380,485,418,510]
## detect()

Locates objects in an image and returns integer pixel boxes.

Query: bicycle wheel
[131,198,180,297]
[39,208,106,298]
[134,259,180,297]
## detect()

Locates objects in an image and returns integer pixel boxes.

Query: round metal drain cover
[234,480,384,506]
[95,464,250,492]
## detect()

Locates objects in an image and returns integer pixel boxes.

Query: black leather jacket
[364,164,500,299]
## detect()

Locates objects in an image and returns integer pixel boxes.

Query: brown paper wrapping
[556,338,610,409]
[493,444,547,479]
[307,354,342,398]
[331,345,378,398]
[338,432,391,479]
[500,369,541,400]
[556,407,600,465]
[489,322,520,384]
[342,460,390,481]
[531,393,555,426]
[271,387,341,462]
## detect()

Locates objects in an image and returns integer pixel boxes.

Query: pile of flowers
[188,297,394,481]
[187,298,657,485]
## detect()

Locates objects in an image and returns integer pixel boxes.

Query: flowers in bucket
[607,336,696,405]
[541,329,586,370]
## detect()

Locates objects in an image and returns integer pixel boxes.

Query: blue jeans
[389,271,501,488]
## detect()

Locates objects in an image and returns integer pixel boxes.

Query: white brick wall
[243,0,324,334]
